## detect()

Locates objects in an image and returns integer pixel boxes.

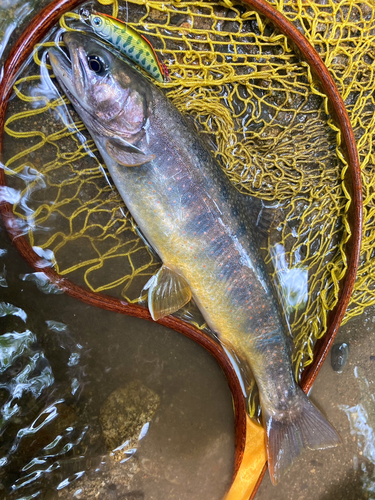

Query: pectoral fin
[105,139,155,167]
[146,266,192,321]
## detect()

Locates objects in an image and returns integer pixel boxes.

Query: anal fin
[146,266,192,321]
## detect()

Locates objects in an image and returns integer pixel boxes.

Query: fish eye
[87,55,107,75]
[92,16,102,27]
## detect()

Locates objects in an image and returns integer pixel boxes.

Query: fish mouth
[49,32,92,111]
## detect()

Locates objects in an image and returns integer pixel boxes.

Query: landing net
[3,0,371,415]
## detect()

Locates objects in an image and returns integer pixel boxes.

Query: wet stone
[331,342,349,373]
[57,457,141,500]
[99,380,160,462]
[123,492,144,500]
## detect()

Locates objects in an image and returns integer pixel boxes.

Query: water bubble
[0,330,36,373]
[46,320,67,332]
[68,353,80,367]
[32,246,56,269]
[0,186,21,205]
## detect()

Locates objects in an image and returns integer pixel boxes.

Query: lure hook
[80,8,91,21]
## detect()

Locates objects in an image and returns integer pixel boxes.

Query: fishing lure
[81,10,168,83]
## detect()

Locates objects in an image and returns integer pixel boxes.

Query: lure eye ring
[87,55,106,75]
[92,16,102,27]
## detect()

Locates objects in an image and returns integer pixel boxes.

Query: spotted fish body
[87,12,165,82]
[49,33,341,485]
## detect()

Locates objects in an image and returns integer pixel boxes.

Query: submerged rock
[57,457,141,500]
[100,380,160,462]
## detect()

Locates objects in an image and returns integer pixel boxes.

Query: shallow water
[0,219,235,500]
[3,218,375,500]
[1,1,375,499]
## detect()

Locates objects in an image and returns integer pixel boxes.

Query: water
[0,0,52,61]
[1,1,375,499]
[0,220,235,499]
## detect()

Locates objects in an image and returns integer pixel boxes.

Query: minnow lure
[81,10,167,83]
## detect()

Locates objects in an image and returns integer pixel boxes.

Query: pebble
[100,380,160,462]
[331,342,349,373]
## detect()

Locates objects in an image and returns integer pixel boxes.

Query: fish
[48,32,341,485]
[80,9,166,83]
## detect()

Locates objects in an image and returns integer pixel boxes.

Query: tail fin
[263,388,341,485]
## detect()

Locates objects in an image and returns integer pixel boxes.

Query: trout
[49,32,340,484]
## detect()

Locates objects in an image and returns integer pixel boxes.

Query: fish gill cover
[1,0,372,415]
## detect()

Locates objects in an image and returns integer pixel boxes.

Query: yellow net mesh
[269,0,373,325]
[3,0,371,414]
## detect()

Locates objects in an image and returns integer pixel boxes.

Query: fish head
[48,32,150,142]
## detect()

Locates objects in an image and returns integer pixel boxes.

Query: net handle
[0,0,363,497]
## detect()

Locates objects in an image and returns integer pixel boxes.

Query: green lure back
[85,12,166,83]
